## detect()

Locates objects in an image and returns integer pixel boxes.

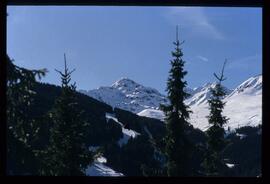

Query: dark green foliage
[102,142,123,171]
[222,126,261,176]
[100,108,169,176]
[37,57,93,176]
[105,119,123,142]
[32,82,112,118]
[161,28,193,176]
[184,126,208,176]
[203,62,229,176]
[104,135,164,176]
[6,55,47,175]
[31,82,121,147]
[114,108,142,133]
[103,112,210,176]
[235,125,260,135]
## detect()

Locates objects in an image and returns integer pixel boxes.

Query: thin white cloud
[227,54,262,69]
[165,7,225,40]
[231,54,261,63]
[197,55,209,62]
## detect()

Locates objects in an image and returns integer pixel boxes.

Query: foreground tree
[7,55,47,174]
[161,26,193,176]
[202,60,229,176]
[38,54,93,176]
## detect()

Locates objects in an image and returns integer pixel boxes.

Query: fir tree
[202,60,229,176]
[161,26,193,176]
[38,54,93,176]
[7,55,47,174]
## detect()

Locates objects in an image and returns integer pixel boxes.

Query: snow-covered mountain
[227,74,262,97]
[80,78,169,113]
[185,82,232,106]
[137,75,262,131]
[187,75,262,130]
[81,75,262,131]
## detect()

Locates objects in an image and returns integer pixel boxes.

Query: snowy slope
[137,75,262,131]
[136,82,231,122]
[105,112,140,146]
[80,78,169,113]
[85,111,142,176]
[185,82,232,106]
[188,75,262,130]
[188,94,261,131]
[81,75,262,131]
[85,156,124,176]
[137,109,166,121]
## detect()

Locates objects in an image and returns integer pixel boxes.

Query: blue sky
[7,6,262,94]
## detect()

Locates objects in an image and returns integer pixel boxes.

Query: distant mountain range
[80,74,262,131]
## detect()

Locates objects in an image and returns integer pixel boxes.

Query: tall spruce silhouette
[7,55,47,174]
[39,54,93,176]
[161,26,193,176]
[202,60,229,176]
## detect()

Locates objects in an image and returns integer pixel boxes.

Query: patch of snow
[105,112,123,126]
[105,112,140,147]
[122,127,139,138]
[85,163,123,176]
[118,127,140,147]
[137,109,165,121]
[226,163,235,168]
[97,156,107,163]
[85,156,123,176]
[236,133,247,140]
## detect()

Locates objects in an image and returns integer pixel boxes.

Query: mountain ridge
[80,74,262,131]
[80,78,169,113]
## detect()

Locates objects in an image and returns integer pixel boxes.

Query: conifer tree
[202,60,229,176]
[7,55,47,174]
[39,54,93,176]
[161,26,193,176]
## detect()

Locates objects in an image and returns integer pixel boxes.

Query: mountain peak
[82,77,169,113]
[111,77,137,88]
[228,74,262,97]
[185,82,232,106]
[202,82,213,88]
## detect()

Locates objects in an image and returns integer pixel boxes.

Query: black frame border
[1,0,269,184]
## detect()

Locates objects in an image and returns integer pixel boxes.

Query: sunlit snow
[83,75,262,132]
[105,112,140,146]
[138,75,262,131]
[85,156,123,176]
